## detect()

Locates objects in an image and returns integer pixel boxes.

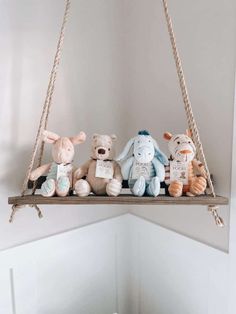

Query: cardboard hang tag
[56,164,72,180]
[170,161,189,184]
[95,160,114,179]
[131,161,152,180]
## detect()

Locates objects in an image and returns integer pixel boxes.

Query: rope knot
[208,205,224,227]
[9,204,43,223]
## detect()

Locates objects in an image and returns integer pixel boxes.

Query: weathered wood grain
[8,194,228,206]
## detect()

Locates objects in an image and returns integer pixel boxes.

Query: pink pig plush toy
[30,130,86,197]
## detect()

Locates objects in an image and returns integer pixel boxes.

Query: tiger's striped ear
[163,132,172,141]
[186,129,192,138]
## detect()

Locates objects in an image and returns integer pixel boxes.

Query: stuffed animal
[116,130,169,197]
[163,130,207,197]
[74,134,122,196]
[30,130,86,197]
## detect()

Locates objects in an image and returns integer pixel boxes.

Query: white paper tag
[95,160,114,179]
[170,161,189,184]
[56,164,72,180]
[131,161,152,180]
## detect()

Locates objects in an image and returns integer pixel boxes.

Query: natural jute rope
[162,0,224,227]
[9,0,71,222]
[22,0,71,196]
[10,0,224,226]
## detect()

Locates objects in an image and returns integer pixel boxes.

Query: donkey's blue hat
[138,130,150,136]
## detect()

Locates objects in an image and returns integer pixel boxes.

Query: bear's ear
[93,133,99,140]
[186,129,192,138]
[110,134,117,142]
[163,132,172,141]
[43,130,60,144]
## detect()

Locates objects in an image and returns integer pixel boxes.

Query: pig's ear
[186,129,192,138]
[70,131,86,145]
[163,132,172,141]
[43,130,60,144]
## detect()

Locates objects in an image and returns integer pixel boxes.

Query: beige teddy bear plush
[74,134,122,196]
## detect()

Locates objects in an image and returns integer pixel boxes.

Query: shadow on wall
[1,0,128,195]
[0,4,23,194]
[0,144,51,194]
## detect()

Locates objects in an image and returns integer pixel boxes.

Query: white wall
[0,0,128,250]
[122,0,236,251]
[0,214,230,314]
[129,215,229,314]
[0,215,131,314]
[0,0,235,251]
[227,75,236,314]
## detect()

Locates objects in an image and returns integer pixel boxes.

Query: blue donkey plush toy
[116,130,169,197]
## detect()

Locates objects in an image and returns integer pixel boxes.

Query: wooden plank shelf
[8,194,228,206]
[27,177,167,190]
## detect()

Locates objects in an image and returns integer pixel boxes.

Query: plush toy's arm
[120,156,134,180]
[30,163,51,181]
[113,161,123,183]
[152,158,165,181]
[73,160,91,183]
[192,159,207,178]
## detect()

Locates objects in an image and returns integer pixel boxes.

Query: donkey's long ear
[70,131,86,145]
[43,130,60,144]
[116,138,135,161]
[153,139,169,166]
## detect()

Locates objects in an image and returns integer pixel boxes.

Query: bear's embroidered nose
[98,148,106,155]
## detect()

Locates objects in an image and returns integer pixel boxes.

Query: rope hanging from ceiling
[8,0,225,227]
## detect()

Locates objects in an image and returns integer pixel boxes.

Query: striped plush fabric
[164,163,171,185]
[163,131,207,197]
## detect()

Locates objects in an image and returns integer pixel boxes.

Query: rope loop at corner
[208,205,224,227]
[9,204,43,223]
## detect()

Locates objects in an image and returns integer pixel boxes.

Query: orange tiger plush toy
[163,130,207,197]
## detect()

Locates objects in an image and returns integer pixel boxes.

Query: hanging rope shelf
[8,0,228,226]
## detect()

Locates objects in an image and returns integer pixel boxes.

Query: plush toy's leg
[189,176,207,196]
[186,191,195,197]
[146,177,161,197]
[132,176,146,197]
[74,179,91,197]
[168,180,183,197]
[56,176,70,197]
[106,179,122,197]
[41,179,56,197]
